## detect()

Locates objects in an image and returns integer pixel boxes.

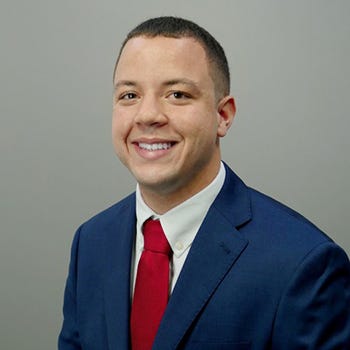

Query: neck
[139,162,221,215]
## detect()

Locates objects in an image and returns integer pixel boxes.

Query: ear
[217,95,236,137]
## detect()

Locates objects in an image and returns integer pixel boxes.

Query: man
[59,16,350,349]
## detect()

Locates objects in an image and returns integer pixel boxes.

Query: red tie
[130,219,172,350]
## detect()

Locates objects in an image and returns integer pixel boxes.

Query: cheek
[185,112,218,139]
[111,122,129,165]
[111,118,129,161]
[112,111,130,140]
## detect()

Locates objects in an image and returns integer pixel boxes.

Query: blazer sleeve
[58,227,82,350]
[272,241,350,349]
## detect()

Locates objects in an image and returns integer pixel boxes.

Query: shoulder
[221,164,338,258]
[77,192,136,238]
[238,187,345,277]
[221,164,332,248]
[248,187,330,244]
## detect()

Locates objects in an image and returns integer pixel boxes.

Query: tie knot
[142,219,171,255]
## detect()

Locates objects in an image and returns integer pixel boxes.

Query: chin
[137,173,180,194]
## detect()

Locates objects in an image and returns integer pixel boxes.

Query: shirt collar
[136,162,226,257]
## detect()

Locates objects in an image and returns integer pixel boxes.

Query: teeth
[138,142,172,151]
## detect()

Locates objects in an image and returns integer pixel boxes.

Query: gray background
[1,0,349,348]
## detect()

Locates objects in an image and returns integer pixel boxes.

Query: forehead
[114,36,212,85]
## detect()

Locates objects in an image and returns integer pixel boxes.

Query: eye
[120,92,137,100]
[166,90,193,105]
[171,91,189,99]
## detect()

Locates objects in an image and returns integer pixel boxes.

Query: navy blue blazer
[59,165,350,349]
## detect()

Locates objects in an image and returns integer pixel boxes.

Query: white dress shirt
[133,162,226,294]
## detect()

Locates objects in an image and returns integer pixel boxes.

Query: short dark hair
[114,16,230,97]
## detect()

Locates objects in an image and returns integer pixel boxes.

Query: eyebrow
[161,78,200,90]
[113,80,137,91]
[114,78,200,92]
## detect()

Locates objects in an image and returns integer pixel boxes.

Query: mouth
[137,142,174,151]
[132,138,178,152]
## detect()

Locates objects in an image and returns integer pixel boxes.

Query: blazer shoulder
[78,192,136,236]
[218,164,332,248]
[247,187,333,248]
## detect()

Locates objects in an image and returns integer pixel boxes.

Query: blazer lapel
[103,195,136,350]
[153,166,252,349]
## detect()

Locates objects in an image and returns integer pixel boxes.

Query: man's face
[112,36,234,207]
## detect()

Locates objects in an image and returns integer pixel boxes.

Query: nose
[134,95,167,127]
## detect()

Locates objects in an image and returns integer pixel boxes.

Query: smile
[138,142,173,151]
